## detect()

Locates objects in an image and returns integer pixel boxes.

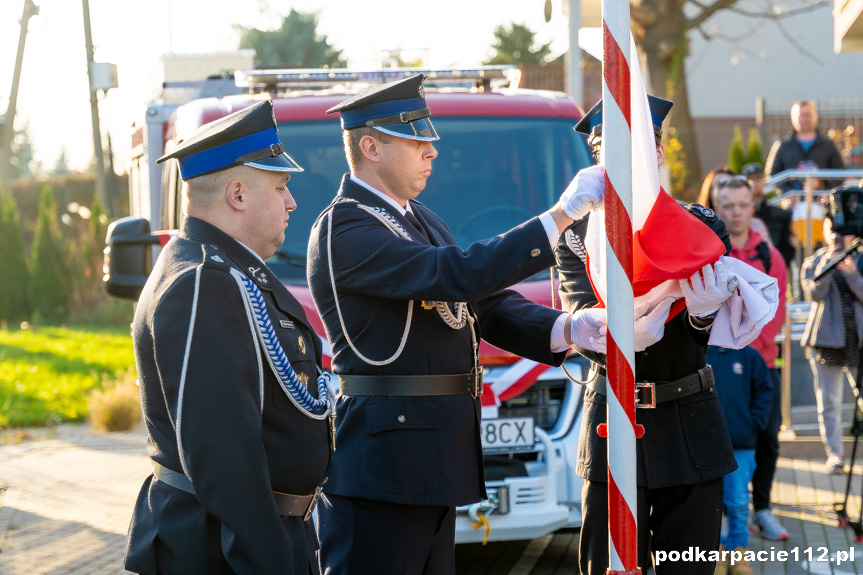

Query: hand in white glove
[633,298,675,352]
[569,307,608,354]
[559,165,605,220]
[679,260,733,318]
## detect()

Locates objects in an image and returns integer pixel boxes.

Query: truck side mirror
[103,216,160,301]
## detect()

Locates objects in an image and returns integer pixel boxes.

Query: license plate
[480,417,535,451]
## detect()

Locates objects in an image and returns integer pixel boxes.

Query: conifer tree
[28,186,71,320]
[80,195,108,308]
[0,193,30,322]
[745,128,765,167]
[728,126,746,175]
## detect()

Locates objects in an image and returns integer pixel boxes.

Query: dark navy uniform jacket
[556,218,737,489]
[125,217,329,575]
[307,175,567,507]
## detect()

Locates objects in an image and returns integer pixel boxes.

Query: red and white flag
[584,34,726,322]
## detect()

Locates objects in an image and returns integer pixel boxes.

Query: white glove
[569,307,608,354]
[559,165,605,220]
[633,298,674,352]
[679,260,733,318]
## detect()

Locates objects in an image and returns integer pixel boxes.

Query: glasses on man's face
[715,175,751,190]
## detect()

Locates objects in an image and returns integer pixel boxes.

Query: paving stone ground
[2,425,863,574]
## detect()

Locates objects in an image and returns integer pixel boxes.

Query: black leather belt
[339,370,483,398]
[153,462,321,520]
[634,365,715,409]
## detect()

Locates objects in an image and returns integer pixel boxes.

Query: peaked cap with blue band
[574,95,673,145]
[326,74,439,142]
[157,99,303,180]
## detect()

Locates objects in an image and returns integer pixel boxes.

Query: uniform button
[397,415,406,423]
[530,248,541,257]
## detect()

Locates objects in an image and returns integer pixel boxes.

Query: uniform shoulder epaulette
[200,243,232,272]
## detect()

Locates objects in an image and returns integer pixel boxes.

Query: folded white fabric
[624,256,778,350]
[707,256,779,349]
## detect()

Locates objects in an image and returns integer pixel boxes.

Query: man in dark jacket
[765,100,845,191]
[307,74,608,575]
[125,100,331,575]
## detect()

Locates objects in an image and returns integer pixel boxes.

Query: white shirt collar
[236,239,267,265]
[349,174,413,216]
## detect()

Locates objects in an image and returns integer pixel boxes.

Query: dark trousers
[752,368,782,511]
[318,493,455,575]
[579,478,723,575]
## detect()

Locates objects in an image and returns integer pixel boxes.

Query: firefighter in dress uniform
[557,97,739,575]
[306,74,609,575]
[124,100,332,575]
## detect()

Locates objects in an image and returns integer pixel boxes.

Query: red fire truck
[105,67,596,543]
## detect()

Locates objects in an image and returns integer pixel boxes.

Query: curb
[779,435,858,460]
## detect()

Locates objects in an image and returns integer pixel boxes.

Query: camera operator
[800,214,863,474]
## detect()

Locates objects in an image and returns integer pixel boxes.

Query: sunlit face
[593,139,665,167]
[713,184,754,237]
[244,170,297,258]
[791,103,817,133]
[375,136,438,203]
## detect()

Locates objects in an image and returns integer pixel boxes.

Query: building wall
[685,3,863,117]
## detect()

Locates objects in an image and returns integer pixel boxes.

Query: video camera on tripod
[830,186,863,237]
[813,186,863,282]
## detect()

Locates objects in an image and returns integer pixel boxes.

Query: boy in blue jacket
[708,345,774,575]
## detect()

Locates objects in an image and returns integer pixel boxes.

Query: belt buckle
[635,382,656,409]
[304,486,322,521]
[472,367,484,399]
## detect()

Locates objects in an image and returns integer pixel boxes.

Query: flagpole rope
[602,1,640,573]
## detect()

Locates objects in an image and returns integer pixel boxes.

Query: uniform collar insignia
[247,265,270,286]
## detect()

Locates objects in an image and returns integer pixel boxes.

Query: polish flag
[584,34,725,319]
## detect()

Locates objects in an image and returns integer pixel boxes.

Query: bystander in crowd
[712,175,789,541]
[708,345,773,575]
[800,216,863,474]
[766,100,846,191]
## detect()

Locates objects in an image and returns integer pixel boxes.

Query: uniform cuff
[539,212,560,249]
[551,311,570,352]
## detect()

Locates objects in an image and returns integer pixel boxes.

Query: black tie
[405,210,431,243]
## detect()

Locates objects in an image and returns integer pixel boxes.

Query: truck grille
[497,380,565,431]
[514,485,546,505]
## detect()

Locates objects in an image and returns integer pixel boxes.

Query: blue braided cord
[240,276,329,412]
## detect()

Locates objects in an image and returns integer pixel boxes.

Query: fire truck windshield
[268,116,593,284]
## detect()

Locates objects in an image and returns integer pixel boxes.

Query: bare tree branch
[726,0,829,19]
[767,0,825,64]
[685,0,741,31]
[685,0,828,64]
[696,17,768,43]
